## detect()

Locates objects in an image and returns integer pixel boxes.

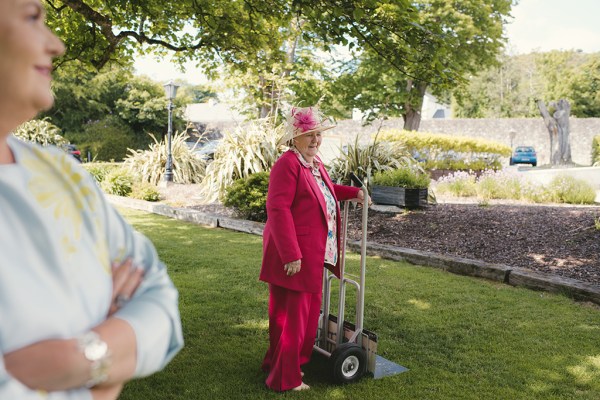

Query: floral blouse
[291,149,338,265]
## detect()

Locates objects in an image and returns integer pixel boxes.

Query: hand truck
[313,173,408,384]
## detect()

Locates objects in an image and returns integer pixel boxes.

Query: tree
[568,54,600,117]
[537,99,572,165]
[453,53,541,118]
[41,63,199,156]
[327,0,515,130]
[45,1,441,118]
[454,50,600,118]
[44,0,287,71]
[44,0,513,130]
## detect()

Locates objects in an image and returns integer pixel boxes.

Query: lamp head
[163,80,180,100]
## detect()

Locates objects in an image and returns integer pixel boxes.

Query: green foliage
[42,64,189,149]
[328,134,417,185]
[381,129,511,157]
[69,116,137,162]
[12,119,68,147]
[100,168,134,197]
[45,0,513,128]
[82,162,122,183]
[569,55,600,117]
[434,171,478,197]
[455,51,600,118]
[46,1,292,71]
[422,158,502,172]
[476,171,523,200]
[592,135,600,166]
[223,172,270,222]
[548,175,597,205]
[124,132,206,186]
[114,76,171,135]
[130,182,161,202]
[199,118,282,202]
[372,167,431,189]
[324,0,514,127]
[381,129,509,172]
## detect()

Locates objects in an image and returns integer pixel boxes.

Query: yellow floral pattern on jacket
[20,145,109,269]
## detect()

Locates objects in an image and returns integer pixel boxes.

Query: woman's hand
[91,383,123,400]
[284,260,301,276]
[355,190,372,206]
[4,338,85,390]
[108,258,144,316]
[4,319,137,392]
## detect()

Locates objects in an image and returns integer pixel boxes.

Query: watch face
[85,340,108,361]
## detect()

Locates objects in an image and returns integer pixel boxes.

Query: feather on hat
[278,105,335,146]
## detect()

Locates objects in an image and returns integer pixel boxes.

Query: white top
[0,136,184,399]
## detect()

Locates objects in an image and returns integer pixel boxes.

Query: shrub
[476,170,523,200]
[83,162,122,183]
[328,134,418,185]
[70,116,137,162]
[124,132,206,185]
[223,172,270,222]
[548,175,597,204]
[13,118,68,147]
[130,181,161,202]
[101,168,134,197]
[422,158,502,172]
[520,181,553,203]
[372,167,431,189]
[199,118,282,203]
[592,135,600,166]
[435,171,478,197]
[380,129,510,171]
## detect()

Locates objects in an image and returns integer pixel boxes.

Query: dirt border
[108,195,600,306]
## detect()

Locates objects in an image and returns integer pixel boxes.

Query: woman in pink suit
[260,106,368,392]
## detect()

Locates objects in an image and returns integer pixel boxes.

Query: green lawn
[118,208,600,400]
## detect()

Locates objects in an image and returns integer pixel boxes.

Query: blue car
[510,146,537,167]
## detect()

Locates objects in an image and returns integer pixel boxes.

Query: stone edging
[107,195,600,306]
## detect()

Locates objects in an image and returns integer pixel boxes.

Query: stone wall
[327,118,600,166]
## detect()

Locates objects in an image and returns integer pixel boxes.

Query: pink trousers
[261,283,322,391]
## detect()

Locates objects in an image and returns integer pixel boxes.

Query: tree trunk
[537,99,572,165]
[258,21,303,118]
[403,81,428,131]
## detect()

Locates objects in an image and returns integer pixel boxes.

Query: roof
[184,100,246,123]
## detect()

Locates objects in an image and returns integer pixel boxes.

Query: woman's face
[294,131,322,161]
[0,0,65,124]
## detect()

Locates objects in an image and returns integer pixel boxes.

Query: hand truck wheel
[330,343,367,384]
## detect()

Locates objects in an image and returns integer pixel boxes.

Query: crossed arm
[3,260,144,400]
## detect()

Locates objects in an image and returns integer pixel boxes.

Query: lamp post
[163,80,180,182]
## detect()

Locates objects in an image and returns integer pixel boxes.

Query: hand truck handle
[349,172,364,188]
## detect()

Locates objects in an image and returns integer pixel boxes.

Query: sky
[134,0,600,84]
[504,0,600,54]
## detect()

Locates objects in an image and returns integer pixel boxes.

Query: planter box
[372,186,428,208]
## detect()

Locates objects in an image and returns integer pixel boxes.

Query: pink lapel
[301,166,328,219]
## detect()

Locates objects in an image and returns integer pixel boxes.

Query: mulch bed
[346,203,600,287]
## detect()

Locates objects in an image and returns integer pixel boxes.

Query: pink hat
[278,105,335,146]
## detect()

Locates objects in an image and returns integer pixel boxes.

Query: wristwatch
[77,331,111,388]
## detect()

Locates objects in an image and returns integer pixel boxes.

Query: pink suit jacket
[259,150,360,293]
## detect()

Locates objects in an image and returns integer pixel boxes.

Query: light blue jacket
[0,136,184,399]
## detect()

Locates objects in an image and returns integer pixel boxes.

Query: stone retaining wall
[327,118,600,166]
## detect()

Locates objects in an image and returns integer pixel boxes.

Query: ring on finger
[115,294,130,308]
